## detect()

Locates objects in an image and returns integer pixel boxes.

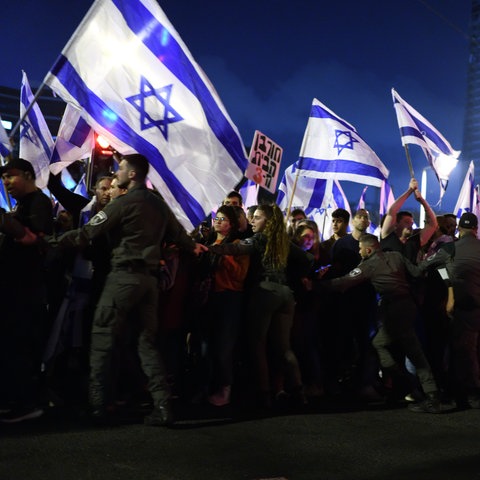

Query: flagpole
[403,144,415,178]
[285,166,301,216]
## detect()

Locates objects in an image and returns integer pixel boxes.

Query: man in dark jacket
[58,154,205,426]
[321,233,444,413]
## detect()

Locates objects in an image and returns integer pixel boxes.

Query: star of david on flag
[334,130,358,155]
[20,71,54,189]
[126,77,183,140]
[296,98,389,187]
[44,0,247,231]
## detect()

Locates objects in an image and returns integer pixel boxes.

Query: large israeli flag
[43,0,247,231]
[50,104,95,175]
[19,71,55,189]
[392,88,459,199]
[297,98,389,187]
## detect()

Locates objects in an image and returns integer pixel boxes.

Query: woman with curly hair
[209,203,311,408]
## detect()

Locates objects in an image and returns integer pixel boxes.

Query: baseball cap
[0,158,36,179]
[459,212,478,229]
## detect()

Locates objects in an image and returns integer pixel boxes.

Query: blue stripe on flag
[112,0,246,171]
[0,143,10,157]
[307,179,327,210]
[332,182,347,210]
[299,157,385,181]
[50,55,205,226]
[394,94,453,156]
[70,116,91,147]
[402,120,451,156]
[310,105,353,132]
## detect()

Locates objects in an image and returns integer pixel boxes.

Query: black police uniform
[430,233,480,400]
[59,184,195,413]
[323,249,438,395]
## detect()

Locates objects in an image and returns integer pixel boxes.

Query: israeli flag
[296,98,389,188]
[454,161,476,218]
[0,114,11,159]
[44,0,247,231]
[50,104,94,175]
[19,71,55,189]
[392,88,459,199]
[277,163,351,240]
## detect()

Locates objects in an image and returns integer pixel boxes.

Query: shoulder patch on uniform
[89,210,108,226]
[348,268,362,277]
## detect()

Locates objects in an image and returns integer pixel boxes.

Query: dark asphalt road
[1,399,480,480]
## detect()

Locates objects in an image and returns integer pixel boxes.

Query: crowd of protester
[1,156,480,426]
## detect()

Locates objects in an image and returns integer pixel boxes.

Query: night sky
[0,0,472,215]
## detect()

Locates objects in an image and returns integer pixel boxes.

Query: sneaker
[0,406,44,424]
[144,405,174,427]
[208,386,231,407]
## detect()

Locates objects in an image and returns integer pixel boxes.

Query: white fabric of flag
[19,71,55,189]
[454,161,477,218]
[391,88,459,199]
[43,0,247,231]
[277,163,351,240]
[356,186,368,210]
[379,178,395,216]
[50,104,95,175]
[453,161,480,239]
[296,98,389,188]
[238,179,258,208]
[73,173,89,199]
[0,114,11,159]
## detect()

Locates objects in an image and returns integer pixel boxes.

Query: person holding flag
[380,177,438,264]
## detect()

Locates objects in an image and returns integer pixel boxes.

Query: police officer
[58,154,205,425]
[320,233,442,413]
[427,212,480,408]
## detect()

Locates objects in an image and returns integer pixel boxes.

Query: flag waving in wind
[453,161,476,218]
[0,114,12,160]
[277,163,351,239]
[44,0,247,231]
[50,104,95,175]
[20,71,54,189]
[296,98,389,187]
[391,88,460,200]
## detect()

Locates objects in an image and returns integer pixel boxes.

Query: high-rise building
[463,0,480,171]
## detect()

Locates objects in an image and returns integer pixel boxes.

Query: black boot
[144,403,174,426]
[408,391,441,414]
